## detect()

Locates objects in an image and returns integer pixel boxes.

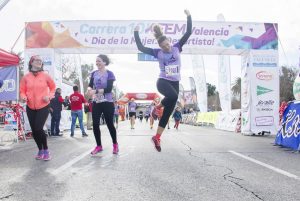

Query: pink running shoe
[43,150,51,161]
[152,136,161,152]
[35,150,44,160]
[113,143,119,154]
[91,146,103,155]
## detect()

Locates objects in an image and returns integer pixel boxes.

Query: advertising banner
[275,101,300,150]
[249,50,279,134]
[0,66,17,101]
[191,55,207,112]
[218,55,231,112]
[26,21,278,54]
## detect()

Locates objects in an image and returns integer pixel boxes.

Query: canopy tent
[0,48,20,67]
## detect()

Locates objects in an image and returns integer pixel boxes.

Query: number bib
[130,107,135,112]
[165,65,179,77]
[94,94,106,103]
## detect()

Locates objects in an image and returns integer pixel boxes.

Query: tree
[280,66,297,102]
[231,77,241,109]
[80,63,94,99]
[207,83,217,96]
[206,83,221,111]
[231,77,241,99]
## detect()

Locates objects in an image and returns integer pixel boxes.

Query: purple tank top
[92,70,115,103]
[153,43,181,81]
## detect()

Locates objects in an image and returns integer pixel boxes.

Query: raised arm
[178,9,192,48]
[134,26,156,56]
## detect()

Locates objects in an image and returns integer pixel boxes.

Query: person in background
[70,85,88,137]
[63,96,71,110]
[173,107,182,130]
[49,88,64,136]
[138,110,144,122]
[20,55,56,161]
[279,101,288,124]
[114,100,120,129]
[128,98,137,129]
[84,98,93,130]
[134,10,192,152]
[144,105,151,123]
[149,101,157,129]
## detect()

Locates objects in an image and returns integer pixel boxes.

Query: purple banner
[0,66,17,101]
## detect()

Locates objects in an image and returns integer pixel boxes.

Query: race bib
[130,107,135,112]
[94,94,107,103]
[165,65,179,77]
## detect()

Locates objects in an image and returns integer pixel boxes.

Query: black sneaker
[70,134,74,137]
[82,133,88,137]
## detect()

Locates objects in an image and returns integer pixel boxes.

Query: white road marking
[229,150,299,180]
[50,146,132,175]
[50,150,91,175]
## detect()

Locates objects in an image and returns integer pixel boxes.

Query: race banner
[0,66,17,101]
[189,77,198,107]
[241,54,251,134]
[191,55,207,112]
[25,21,278,54]
[178,84,185,108]
[275,101,300,150]
[218,54,231,112]
[183,90,193,105]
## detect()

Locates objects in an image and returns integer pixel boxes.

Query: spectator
[49,88,64,136]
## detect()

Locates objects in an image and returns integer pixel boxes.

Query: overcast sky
[1,0,299,93]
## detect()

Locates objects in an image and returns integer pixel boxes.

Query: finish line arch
[118,93,161,105]
[117,92,161,121]
[24,19,279,135]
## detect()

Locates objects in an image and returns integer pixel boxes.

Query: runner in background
[138,110,143,122]
[144,105,150,123]
[173,106,182,130]
[128,98,137,129]
[149,101,157,129]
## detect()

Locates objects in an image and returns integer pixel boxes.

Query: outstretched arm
[178,9,192,48]
[134,26,155,56]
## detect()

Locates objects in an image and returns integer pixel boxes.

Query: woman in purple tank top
[86,54,119,155]
[134,10,192,152]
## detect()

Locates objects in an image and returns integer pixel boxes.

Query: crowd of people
[19,9,191,160]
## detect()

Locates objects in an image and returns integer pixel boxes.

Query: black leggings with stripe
[156,78,179,128]
[26,105,50,150]
[92,102,117,146]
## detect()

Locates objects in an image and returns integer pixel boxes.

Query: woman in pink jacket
[20,55,56,161]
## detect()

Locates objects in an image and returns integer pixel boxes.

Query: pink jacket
[20,72,56,110]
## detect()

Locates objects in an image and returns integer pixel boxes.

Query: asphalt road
[1,120,299,201]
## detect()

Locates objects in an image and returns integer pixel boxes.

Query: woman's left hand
[184,9,190,16]
[43,96,50,102]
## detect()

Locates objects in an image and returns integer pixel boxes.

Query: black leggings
[26,105,50,150]
[92,102,117,146]
[156,78,179,128]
